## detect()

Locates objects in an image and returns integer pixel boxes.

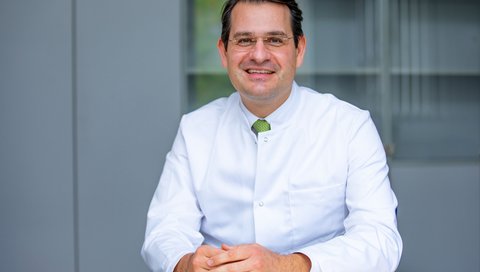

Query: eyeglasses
[228,35,294,51]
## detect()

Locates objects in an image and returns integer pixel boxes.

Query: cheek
[274,51,296,66]
[228,57,244,72]
[278,55,297,74]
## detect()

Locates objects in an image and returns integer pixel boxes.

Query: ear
[295,35,307,68]
[217,38,228,68]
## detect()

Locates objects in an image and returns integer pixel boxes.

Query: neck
[240,90,291,118]
[243,102,277,118]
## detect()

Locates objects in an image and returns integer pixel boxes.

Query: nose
[249,39,271,63]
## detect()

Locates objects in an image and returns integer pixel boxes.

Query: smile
[247,69,274,74]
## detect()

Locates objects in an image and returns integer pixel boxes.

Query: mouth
[246,69,274,74]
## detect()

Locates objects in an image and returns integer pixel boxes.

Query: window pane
[187,0,230,110]
[186,0,480,160]
[390,0,480,160]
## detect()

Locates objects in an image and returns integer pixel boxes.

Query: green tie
[252,119,271,135]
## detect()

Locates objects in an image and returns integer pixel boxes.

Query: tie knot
[252,119,271,135]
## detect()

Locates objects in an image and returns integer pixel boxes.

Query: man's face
[217,2,306,116]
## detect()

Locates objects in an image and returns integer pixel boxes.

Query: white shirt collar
[239,81,299,131]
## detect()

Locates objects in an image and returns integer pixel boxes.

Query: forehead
[230,2,292,35]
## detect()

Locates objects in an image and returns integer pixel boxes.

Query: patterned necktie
[252,119,271,136]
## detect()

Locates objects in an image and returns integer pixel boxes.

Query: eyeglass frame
[228,33,294,51]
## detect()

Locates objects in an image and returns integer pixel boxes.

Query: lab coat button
[258,201,264,207]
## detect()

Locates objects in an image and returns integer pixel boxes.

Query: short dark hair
[220,0,304,50]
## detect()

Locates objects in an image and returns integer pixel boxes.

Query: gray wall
[0,1,75,271]
[1,0,182,271]
[392,162,480,271]
[0,1,478,272]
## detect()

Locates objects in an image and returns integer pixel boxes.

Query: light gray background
[0,1,478,271]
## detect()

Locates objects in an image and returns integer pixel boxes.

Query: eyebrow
[232,31,289,38]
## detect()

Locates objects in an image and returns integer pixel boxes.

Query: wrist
[174,253,193,272]
[284,253,311,272]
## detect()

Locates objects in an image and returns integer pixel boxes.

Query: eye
[265,36,285,46]
[236,37,256,47]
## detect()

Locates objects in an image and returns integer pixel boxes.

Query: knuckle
[227,249,236,258]
[191,255,201,267]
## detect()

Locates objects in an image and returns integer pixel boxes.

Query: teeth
[248,69,273,74]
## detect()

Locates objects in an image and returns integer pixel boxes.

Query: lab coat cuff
[295,248,323,272]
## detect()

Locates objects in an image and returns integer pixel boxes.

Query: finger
[207,246,247,267]
[193,245,225,270]
[199,245,225,257]
[209,259,251,272]
[221,244,233,251]
[190,253,212,270]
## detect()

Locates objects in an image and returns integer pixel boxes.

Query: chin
[243,89,277,101]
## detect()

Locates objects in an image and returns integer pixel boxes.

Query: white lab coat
[142,82,402,272]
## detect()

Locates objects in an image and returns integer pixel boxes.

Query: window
[186,0,480,160]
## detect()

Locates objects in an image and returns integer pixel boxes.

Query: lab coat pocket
[289,183,347,246]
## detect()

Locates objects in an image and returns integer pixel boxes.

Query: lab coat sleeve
[141,116,205,272]
[297,112,403,272]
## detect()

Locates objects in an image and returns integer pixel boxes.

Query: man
[142,0,402,271]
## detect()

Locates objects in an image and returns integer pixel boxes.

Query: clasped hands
[175,243,311,272]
